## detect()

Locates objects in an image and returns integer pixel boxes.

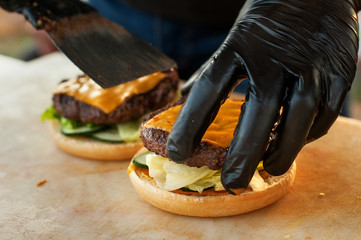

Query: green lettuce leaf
[41,105,60,122]
[42,105,97,130]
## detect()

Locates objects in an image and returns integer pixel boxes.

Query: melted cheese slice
[143,99,244,148]
[53,72,168,114]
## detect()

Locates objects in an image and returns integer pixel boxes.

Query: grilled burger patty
[53,70,179,125]
[140,98,227,170]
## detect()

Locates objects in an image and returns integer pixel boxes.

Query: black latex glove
[167,0,360,194]
[0,0,94,29]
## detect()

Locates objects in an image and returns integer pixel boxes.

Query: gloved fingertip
[221,169,252,193]
[166,138,188,163]
[263,157,291,176]
[229,188,246,195]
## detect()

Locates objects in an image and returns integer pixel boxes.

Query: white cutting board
[0,53,360,240]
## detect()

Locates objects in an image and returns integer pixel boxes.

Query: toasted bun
[128,147,296,217]
[49,121,143,161]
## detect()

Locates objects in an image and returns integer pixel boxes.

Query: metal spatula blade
[47,12,177,88]
[1,0,176,88]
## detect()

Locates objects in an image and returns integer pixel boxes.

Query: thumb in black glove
[167,0,360,194]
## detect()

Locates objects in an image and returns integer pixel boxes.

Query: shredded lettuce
[187,171,224,192]
[146,153,214,191]
[145,152,268,193]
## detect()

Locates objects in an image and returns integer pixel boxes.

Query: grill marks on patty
[140,98,227,170]
[52,71,179,125]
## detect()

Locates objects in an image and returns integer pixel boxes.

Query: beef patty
[140,97,227,170]
[53,70,179,125]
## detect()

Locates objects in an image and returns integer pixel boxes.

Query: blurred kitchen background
[1,8,361,120]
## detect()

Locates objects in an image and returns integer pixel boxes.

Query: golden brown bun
[49,121,143,161]
[128,147,296,217]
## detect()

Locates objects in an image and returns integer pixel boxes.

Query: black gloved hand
[0,0,95,29]
[167,0,360,194]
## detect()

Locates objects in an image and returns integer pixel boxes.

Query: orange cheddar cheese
[53,72,168,114]
[143,99,244,148]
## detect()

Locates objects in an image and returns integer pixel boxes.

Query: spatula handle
[0,0,95,29]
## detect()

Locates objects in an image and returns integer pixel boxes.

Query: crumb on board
[305,237,312,240]
[319,192,325,197]
[37,180,47,187]
[284,235,291,239]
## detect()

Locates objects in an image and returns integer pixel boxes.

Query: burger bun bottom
[49,120,143,161]
[128,147,296,217]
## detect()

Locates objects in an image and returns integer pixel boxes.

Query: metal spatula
[1,0,177,88]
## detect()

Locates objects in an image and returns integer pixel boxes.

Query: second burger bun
[128,147,297,217]
[50,120,143,161]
